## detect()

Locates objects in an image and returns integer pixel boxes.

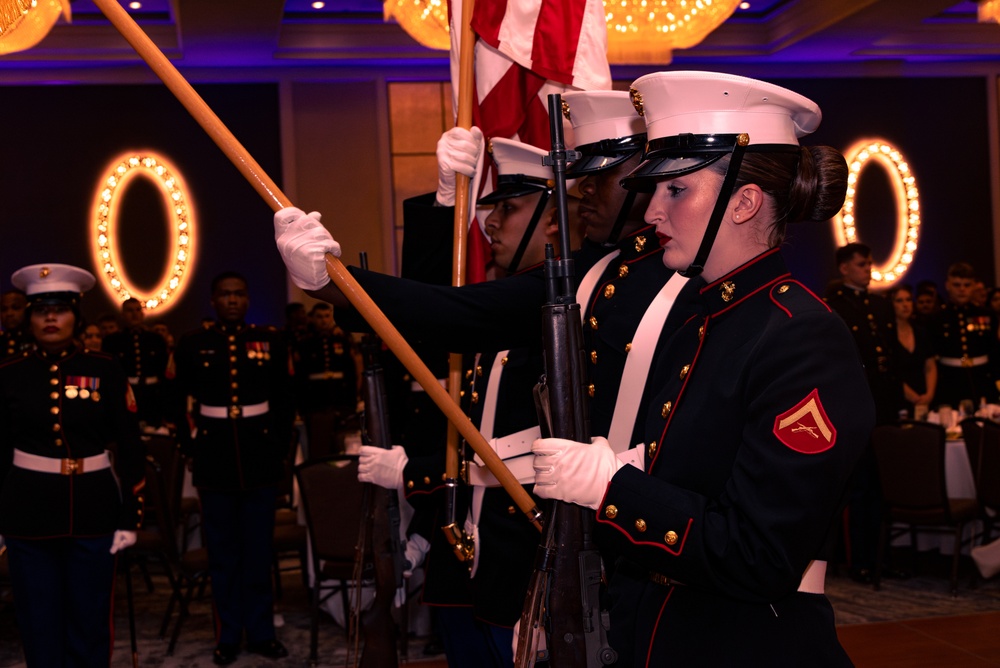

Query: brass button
[471,391,479,404]
[618,264,629,278]
[49,365,58,373]
[230,368,238,376]
[54,439,62,446]
[590,350,598,364]
[508,506,516,515]
[588,384,595,398]
[679,364,690,380]
[589,316,598,330]
[698,325,705,339]
[50,392,59,400]
[228,335,236,342]
[501,356,509,365]
[665,531,679,545]
[53,423,61,432]
[423,476,431,484]
[50,406,59,415]
[605,505,618,519]
[465,369,473,379]
[720,280,736,302]
[476,365,483,377]
[50,378,58,386]
[229,356,237,363]
[647,441,657,458]
[406,480,414,489]
[661,401,673,419]
[635,519,647,532]
[624,343,632,353]
[603,285,615,299]
[777,284,789,294]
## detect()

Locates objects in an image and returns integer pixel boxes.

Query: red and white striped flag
[449,0,611,283]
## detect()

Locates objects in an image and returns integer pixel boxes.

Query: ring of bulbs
[90,152,196,312]
[834,140,921,289]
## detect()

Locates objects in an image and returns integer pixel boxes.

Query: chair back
[872,420,949,512]
[960,417,984,482]
[142,432,184,523]
[978,420,1000,510]
[295,455,365,567]
[138,455,182,564]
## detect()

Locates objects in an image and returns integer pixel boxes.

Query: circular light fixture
[833,139,921,289]
[90,152,197,313]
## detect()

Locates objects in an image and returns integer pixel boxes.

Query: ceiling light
[311,1,325,8]
[0,0,71,55]
[606,0,742,64]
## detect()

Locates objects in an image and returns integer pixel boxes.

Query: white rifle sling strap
[606,272,689,453]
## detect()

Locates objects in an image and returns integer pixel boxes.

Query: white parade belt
[939,355,988,368]
[13,449,111,475]
[308,371,345,380]
[127,375,159,385]
[469,426,541,487]
[200,401,269,419]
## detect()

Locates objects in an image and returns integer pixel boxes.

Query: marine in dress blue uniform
[169,271,294,665]
[1,289,33,361]
[101,297,169,427]
[930,263,999,407]
[0,264,145,668]
[531,72,874,666]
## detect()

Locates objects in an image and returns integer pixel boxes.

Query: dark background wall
[0,83,285,335]
[767,76,993,295]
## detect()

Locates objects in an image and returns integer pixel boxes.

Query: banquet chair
[871,420,979,595]
[295,455,366,667]
[133,455,211,655]
[975,418,1000,542]
[272,432,308,600]
[142,430,201,552]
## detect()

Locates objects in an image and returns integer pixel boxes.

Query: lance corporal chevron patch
[773,388,836,454]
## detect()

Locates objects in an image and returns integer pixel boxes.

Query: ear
[731,184,764,224]
[542,207,559,238]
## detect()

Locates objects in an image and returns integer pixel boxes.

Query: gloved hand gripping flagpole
[88,0,542,532]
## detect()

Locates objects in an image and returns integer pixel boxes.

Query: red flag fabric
[449,0,611,283]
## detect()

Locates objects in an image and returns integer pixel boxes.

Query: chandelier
[383,0,739,65]
[0,0,71,55]
[606,0,740,64]
[979,0,1000,23]
[384,0,450,51]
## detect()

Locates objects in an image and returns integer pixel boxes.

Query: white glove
[531,436,622,510]
[358,445,408,489]
[402,533,431,577]
[435,126,484,206]
[110,530,137,554]
[273,207,341,291]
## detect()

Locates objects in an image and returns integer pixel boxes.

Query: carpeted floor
[2,549,999,666]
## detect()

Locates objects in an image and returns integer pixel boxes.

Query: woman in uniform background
[0,264,145,667]
[529,72,875,666]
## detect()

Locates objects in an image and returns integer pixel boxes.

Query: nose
[578,175,596,196]
[484,208,500,233]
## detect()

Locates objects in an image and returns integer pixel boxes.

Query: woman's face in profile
[645,168,723,273]
[892,289,913,321]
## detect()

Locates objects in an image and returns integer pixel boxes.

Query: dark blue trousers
[199,486,277,646]
[6,535,116,668]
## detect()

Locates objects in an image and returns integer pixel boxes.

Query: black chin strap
[680,142,749,278]
[603,190,638,248]
[506,189,552,274]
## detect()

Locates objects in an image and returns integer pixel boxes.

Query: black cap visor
[621,133,746,192]
[26,291,80,310]
[566,135,645,176]
[478,175,553,205]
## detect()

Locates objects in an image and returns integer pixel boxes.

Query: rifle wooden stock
[91,0,542,533]
[516,95,615,668]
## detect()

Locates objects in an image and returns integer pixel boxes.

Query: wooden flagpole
[89,0,541,530]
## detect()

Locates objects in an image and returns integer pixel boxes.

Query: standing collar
[697,248,791,317]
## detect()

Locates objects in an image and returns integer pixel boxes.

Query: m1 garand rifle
[350,252,407,668]
[515,94,617,668]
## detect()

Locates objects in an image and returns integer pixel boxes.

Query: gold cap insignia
[486,139,494,155]
[561,99,571,121]
[629,88,644,117]
[737,133,750,146]
[39,266,50,278]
